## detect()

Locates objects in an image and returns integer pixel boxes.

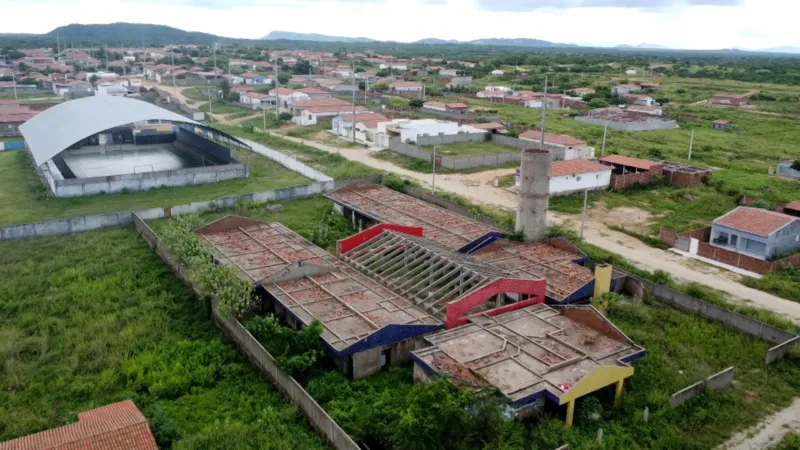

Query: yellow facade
[559,365,634,427]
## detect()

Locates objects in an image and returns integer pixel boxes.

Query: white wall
[399,121,459,143]
[550,170,611,195]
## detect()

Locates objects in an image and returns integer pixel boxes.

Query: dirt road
[143,81,193,105]
[271,132,800,323]
[717,398,800,450]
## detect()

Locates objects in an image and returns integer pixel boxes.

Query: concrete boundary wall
[575,116,678,132]
[0,175,382,242]
[131,214,360,450]
[669,367,734,408]
[239,137,333,182]
[620,273,797,365]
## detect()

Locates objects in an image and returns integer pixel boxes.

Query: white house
[611,84,642,96]
[515,159,612,196]
[476,90,508,98]
[627,104,663,116]
[391,81,423,93]
[96,83,129,97]
[439,69,459,77]
[491,70,505,76]
[291,98,370,125]
[380,62,408,71]
[625,94,655,106]
[241,73,272,85]
[331,67,353,78]
[240,92,276,109]
[485,85,513,92]
[268,88,310,107]
[519,131,595,160]
[122,55,136,62]
[625,70,637,75]
[524,96,565,109]
[378,119,463,144]
[223,74,245,85]
[331,112,390,141]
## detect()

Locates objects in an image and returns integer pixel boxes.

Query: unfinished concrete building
[661,162,713,186]
[195,216,443,379]
[20,95,249,197]
[516,148,551,241]
[410,303,646,425]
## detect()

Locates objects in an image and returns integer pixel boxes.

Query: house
[485,85,513,92]
[391,81,423,93]
[268,88,310,107]
[784,201,800,218]
[332,112,390,140]
[598,154,662,174]
[241,72,273,85]
[571,87,596,97]
[422,101,468,114]
[776,161,800,180]
[712,119,734,130]
[223,74,245,85]
[625,94,655,106]
[291,98,369,125]
[612,84,642,96]
[315,78,345,90]
[491,69,505,75]
[298,87,333,99]
[512,159,611,196]
[439,69,459,77]
[240,91,276,109]
[355,71,378,81]
[476,89,508,98]
[710,207,800,260]
[711,94,750,106]
[625,69,637,75]
[524,95,565,109]
[627,104,662,116]
[0,401,157,450]
[446,76,472,88]
[640,83,660,90]
[379,62,408,71]
[331,66,354,78]
[96,82,129,97]
[520,131,595,160]
[0,108,38,137]
[466,122,507,134]
[378,118,462,143]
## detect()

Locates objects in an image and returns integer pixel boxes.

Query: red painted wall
[337,223,424,255]
[444,278,546,329]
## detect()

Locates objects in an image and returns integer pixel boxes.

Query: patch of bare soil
[586,201,655,235]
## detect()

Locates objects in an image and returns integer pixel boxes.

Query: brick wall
[663,168,711,186]
[609,172,654,190]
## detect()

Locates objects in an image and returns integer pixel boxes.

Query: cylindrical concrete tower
[515,148,550,241]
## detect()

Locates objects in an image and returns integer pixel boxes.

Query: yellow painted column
[614,379,625,408]
[566,400,575,427]
[593,263,612,298]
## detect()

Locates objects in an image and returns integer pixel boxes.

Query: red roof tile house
[514,159,612,196]
[711,94,750,107]
[0,401,157,450]
[597,155,665,190]
[519,131,595,160]
[710,207,799,261]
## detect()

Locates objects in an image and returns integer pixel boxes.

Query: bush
[588,98,609,108]
[245,316,323,379]
[409,99,424,107]
[278,112,293,121]
[752,199,776,210]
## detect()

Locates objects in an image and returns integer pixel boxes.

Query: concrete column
[515,149,550,241]
[566,400,575,427]
[614,379,624,408]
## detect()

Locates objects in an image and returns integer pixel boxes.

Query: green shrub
[752,199,775,210]
[245,316,323,378]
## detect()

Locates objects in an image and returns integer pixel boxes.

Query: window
[730,235,738,246]
[745,238,767,255]
[576,176,582,181]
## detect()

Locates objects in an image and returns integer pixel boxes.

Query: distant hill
[43,23,255,45]
[413,37,575,48]
[760,46,800,54]
[262,31,376,43]
[617,43,668,49]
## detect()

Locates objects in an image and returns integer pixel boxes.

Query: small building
[422,101,469,114]
[640,83,659,90]
[223,74,245,85]
[711,94,749,106]
[625,69,637,75]
[598,154,662,174]
[411,304,644,424]
[439,69,459,77]
[611,84,642,96]
[332,112,390,140]
[0,108,38,137]
[627,104,662,116]
[291,98,369,125]
[711,207,800,260]
[711,119,734,130]
[547,159,612,195]
[776,161,800,180]
[571,87,595,97]
[524,95,565,109]
[0,400,157,449]
[379,118,460,143]
[661,163,713,186]
[241,72,272,85]
[485,85,513,92]
[268,88,310,107]
[379,62,408,71]
[391,81,423,93]
[520,131,595,160]
[298,87,333,99]
[491,69,505,75]
[446,76,473,87]
[240,91,276,109]
[784,201,800,218]
[625,94,655,106]
[477,89,508,99]
[466,122,507,134]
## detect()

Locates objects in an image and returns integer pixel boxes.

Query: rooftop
[298,87,329,95]
[714,206,797,237]
[392,81,423,88]
[598,154,662,171]
[785,201,800,212]
[468,122,507,131]
[519,131,586,146]
[0,400,157,450]
[411,304,644,405]
[549,159,612,178]
[195,216,441,353]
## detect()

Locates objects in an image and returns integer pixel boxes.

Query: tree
[227,91,240,102]
[89,75,99,87]
[752,199,776,211]
[791,160,800,171]
[278,73,290,84]
[409,99,424,107]
[292,59,311,75]
[371,82,389,92]
[376,69,390,77]
[219,78,231,102]
[588,98,609,108]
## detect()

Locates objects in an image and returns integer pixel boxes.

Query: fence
[575,116,678,132]
[659,226,800,275]
[388,133,540,170]
[620,273,798,365]
[240,137,333,182]
[131,214,360,450]
[609,172,655,190]
[0,175,382,242]
[669,367,734,408]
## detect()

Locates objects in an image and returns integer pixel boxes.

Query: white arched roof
[19,95,244,166]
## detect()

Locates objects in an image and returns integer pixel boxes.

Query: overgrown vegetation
[0,227,325,449]
[741,265,800,302]
[770,433,800,450]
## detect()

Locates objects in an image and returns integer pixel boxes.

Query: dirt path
[717,398,800,450]
[269,132,800,323]
[143,81,193,105]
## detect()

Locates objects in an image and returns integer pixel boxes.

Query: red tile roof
[269,88,296,95]
[468,122,506,130]
[306,105,369,114]
[598,154,661,171]
[298,87,330,95]
[785,201,800,212]
[550,159,612,178]
[519,131,586,146]
[0,401,157,450]
[391,81,423,88]
[714,206,796,237]
[292,98,351,108]
[315,78,344,86]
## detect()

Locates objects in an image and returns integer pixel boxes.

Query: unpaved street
[717,398,800,450]
[271,132,800,323]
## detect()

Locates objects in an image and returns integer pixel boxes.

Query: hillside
[43,23,257,45]
[414,37,575,48]
[262,31,376,43]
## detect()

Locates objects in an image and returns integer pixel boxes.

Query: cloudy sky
[2,0,797,50]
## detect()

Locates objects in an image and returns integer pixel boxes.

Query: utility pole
[539,75,548,150]
[56,33,60,54]
[351,62,356,144]
[432,145,438,194]
[274,58,279,120]
[580,189,588,244]
[688,129,694,160]
[11,72,17,100]
[213,43,218,84]
[208,89,213,120]
[170,43,175,87]
[601,124,608,156]
[263,106,267,131]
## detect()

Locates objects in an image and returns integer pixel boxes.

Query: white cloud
[1,0,797,50]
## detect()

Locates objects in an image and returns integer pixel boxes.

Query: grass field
[771,433,800,450]
[371,149,520,174]
[420,140,517,157]
[181,86,215,102]
[0,144,309,226]
[0,227,326,449]
[199,101,254,116]
[284,123,363,148]
[212,123,380,179]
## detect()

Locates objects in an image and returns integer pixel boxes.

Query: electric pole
[601,124,608,156]
[539,75,548,150]
[274,58,279,119]
[170,43,175,87]
[351,62,356,144]
[213,43,218,84]
[432,145,438,194]
[11,72,17,100]
[580,189,588,245]
[688,129,694,160]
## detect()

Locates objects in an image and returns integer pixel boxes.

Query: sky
[2,0,798,50]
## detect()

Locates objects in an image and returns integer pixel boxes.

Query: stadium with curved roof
[19,95,250,197]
